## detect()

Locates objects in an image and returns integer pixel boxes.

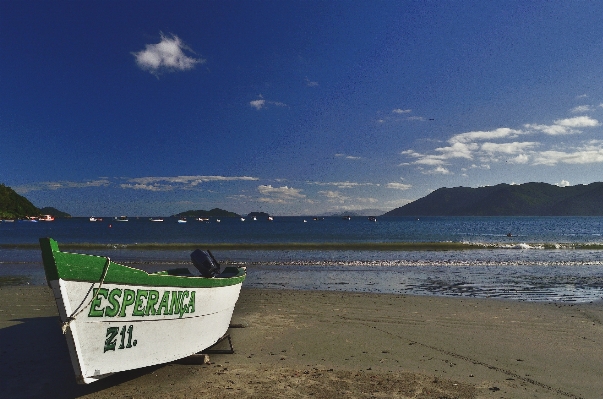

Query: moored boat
[39,214,55,221]
[39,237,246,384]
[89,217,103,222]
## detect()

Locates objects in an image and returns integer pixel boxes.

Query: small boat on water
[115,216,128,222]
[177,218,187,223]
[39,214,55,221]
[368,216,377,222]
[149,218,164,222]
[39,237,246,384]
[89,217,103,222]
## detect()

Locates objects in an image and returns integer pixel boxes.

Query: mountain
[39,207,71,218]
[0,184,40,219]
[383,182,603,216]
[247,211,271,219]
[173,208,240,218]
[328,209,385,217]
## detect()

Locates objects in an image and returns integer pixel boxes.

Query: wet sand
[0,286,602,398]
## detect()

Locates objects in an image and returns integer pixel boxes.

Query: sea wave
[4,241,603,251]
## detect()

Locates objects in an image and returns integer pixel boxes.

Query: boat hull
[39,238,245,384]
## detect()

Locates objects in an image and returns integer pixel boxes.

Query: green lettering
[133,290,148,316]
[169,291,182,316]
[88,288,108,317]
[188,291,195,313]
[179,291,189,318]
[119,289,136,317]
[145,290,159,316]
[157,291,170,315]
[104,288,122,317]
[104,327,118,352]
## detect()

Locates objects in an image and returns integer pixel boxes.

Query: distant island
[173,208,240,218]
[328,209,384,217]
[383,182,603,216]
[39,207,71,218]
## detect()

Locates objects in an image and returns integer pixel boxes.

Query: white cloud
[258,185,305,199]
[305,77,319,87]
[423,166,451,175]
[556,180,571,187]
[120,183,173,191]
[555,116,600,128]
[450,128,522,144]
[335,153,362,160]
[386,182,412,190]
[309,181,376,189]
[121,175,258,190]
[532,148,603,165]
[133,33,203,75]
[250,99,266,110]
[525,116,600,135]
[14,179,111,193]
[250,95,287,110]
[435,142,477,159]
[571,105,592,113]
[508,154,530,164]
[480,141,539,154]
[319,190,349,203]
[392,108,412,114]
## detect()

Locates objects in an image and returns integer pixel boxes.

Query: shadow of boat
[0,316,163,398]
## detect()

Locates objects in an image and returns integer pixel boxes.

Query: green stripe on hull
[40,238,245,288]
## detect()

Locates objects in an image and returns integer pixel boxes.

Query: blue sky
[2,1,603,216]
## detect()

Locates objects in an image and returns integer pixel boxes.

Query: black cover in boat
[190,249,221,277]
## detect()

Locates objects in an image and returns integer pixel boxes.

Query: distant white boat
[196,218,209,222]
[115,216,128,222]
[150,218,164,222]
[177,219,187,223]
[89,217,103,222]
[240,218,245,222]
[216,219,221,223]
[268,216,274,221]
[39,215,55,222]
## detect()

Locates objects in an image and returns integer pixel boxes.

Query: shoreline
[1,287,602,398]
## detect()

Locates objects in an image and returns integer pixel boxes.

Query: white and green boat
[39,237,246,384]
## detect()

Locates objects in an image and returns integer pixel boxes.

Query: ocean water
[2,216,603,303]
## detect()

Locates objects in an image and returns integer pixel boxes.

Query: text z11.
[104,325,137,353]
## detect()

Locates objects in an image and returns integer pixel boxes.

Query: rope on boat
[61,257,111,334]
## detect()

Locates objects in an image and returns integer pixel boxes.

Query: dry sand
[0,286,602,398]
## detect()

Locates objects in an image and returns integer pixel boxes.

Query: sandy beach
[0,286,602,398]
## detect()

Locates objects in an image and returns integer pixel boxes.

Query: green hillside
[0,184,40,219]
[383,182,603,216]
[173,208,240,218]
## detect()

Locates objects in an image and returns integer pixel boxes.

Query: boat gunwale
[40,237,246,289]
